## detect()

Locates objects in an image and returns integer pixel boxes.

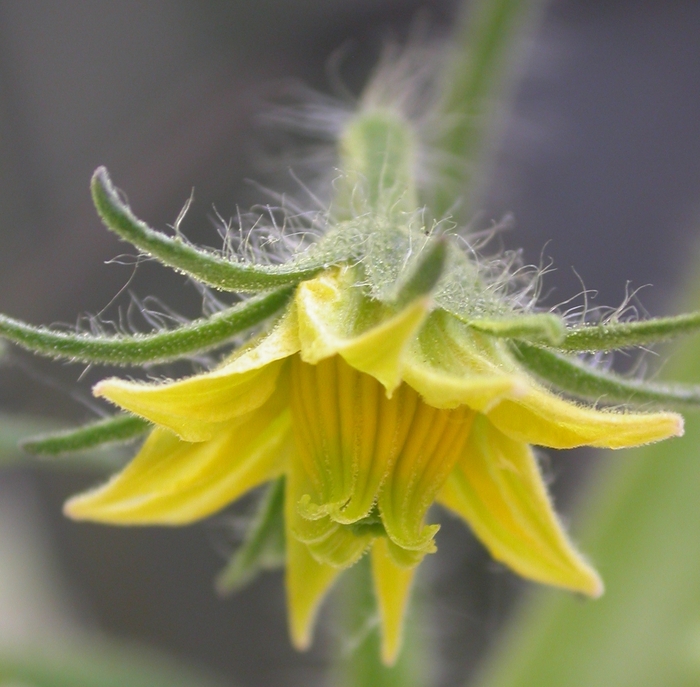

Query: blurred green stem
[431,0,548,221]
[334,557,429,687]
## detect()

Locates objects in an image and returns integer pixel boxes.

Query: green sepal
[92,167,337,292]
[21,414,151,456]
[559,311,700,352]
[0,288,292,365]
[468,312,566,345]
[216,476,286,595]
[513,341,700,409]
[391,238,448,308]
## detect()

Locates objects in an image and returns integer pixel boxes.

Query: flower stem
[431,0,549,221]
[333,556,431,687]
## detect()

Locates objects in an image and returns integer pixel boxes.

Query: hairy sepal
[558,311,700,352]
[92,167,345,292]
[0,288,292,365]
[21,414,150,456]
[514,341,700,410]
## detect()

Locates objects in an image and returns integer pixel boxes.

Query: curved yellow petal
[64,395,291,524]
[437,414,602,596]
[402,310,525,410]
[371,537,416,666]
[296,267,429,393]
[379,402,474,552]
[285,475,342,651]
[487,386,684,449]
[94,309,300,442]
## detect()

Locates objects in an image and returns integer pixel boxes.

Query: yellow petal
[487,386,684,449]
[402,310,525,410]
[371,537,416,666]
[378,401,474,552]
[296,267,429,393]
[64,395,291,524]
[438,414,603,596]
[93,308,300,442]
[285,476,342,650]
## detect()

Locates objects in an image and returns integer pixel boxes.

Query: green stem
[431,0,549,220]
[333,557,430,687]
[335,110,419,217]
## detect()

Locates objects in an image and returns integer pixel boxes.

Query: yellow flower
[64,265,682,665]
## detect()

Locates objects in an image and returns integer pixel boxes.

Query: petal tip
[62,495,88,521]
[589,574,605,599]
[92,378,115,399]
[381,641,400,667]
[672,413,685,438]
[577,565,604,599]
[290,623,312,652]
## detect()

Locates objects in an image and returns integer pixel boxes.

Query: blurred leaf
[216,477,286,594]
[474,263,700,685]
[0,641,230,687]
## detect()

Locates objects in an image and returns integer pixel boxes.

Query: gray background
[0,1,698,686]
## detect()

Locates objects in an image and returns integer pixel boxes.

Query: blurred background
[0,1,699,686]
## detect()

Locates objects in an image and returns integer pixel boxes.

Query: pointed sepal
[559,310,700,352]
[0,288,292,365]
[513,341,700,410]
[21,414,150,455]
[92,167,338,292]
[468,312,566,346]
